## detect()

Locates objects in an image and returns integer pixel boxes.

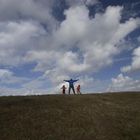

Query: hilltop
[0,92,140,140]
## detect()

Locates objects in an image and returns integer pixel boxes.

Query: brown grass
[0,92,140,140]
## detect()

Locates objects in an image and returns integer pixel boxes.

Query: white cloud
[22,79,45,90]
[0,69,13,79]
[0,69,28,85]
[121,47,140,72]
[66,0,98,6]
[57,51,90,73]
[0,0,57,30]
[0,87,53,96]
[0,20,46,66]
[0,3,140,95]
[85,0,98,6]
[108,74,140,92]
[53,5,139,73]
[42,70,70,85]
[76,75,95,92]
[20,5,140,90]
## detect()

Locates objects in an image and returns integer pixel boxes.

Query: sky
[0,0,140,96]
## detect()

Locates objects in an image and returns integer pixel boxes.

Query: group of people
[61,79,81,95]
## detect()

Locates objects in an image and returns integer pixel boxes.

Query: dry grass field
[0,92,140,140]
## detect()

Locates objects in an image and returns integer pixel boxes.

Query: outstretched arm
[64,80,69,82]
[73,79,79,82]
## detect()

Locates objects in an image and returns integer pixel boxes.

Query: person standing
[77,84,81,94]
[61,85,67,94]
[64,79,79,94]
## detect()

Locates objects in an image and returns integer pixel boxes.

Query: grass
[0,92,140,140]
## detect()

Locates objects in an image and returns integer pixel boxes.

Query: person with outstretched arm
[64,79,79,95]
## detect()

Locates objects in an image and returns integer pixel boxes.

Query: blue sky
[0,0,140,95]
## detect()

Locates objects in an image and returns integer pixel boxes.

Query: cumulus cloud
[0,1,140,95]
[27,6,139,77]
[0,0,57,30]
[0,20,46,66]
[0,0,98,25]
[66,0,99,6]
[121,47,140,72]
[0,87,52,96]
[76,75,95,92]
[85,0,98,6]
[55,5,139,72]
[0,69,28,86]
[0,69,13,79]
[108,74,140,92]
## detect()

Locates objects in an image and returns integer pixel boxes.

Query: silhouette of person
[77,84,81,94]
[61,85,66,94]
[64,79,79,94]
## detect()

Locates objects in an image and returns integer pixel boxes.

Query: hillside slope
[0,93,140,140]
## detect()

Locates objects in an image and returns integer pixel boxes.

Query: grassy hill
[0,92,140,140]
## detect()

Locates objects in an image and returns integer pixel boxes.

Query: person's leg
[78,89,81,94]
[68,87,70,94]
[77,90,79,94]
[63,89,65,94]
[72,86,76,94]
